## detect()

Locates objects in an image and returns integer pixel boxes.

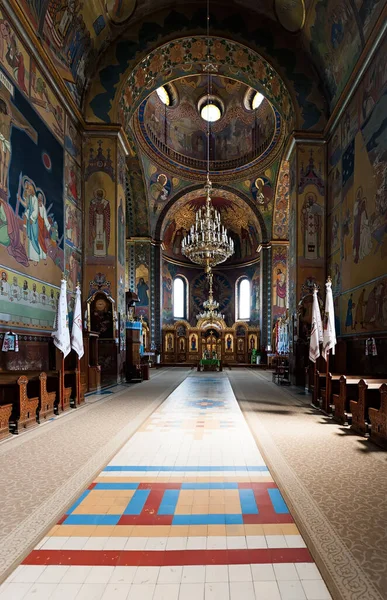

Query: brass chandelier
[181,0,234,313]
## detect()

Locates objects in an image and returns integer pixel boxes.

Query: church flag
[309,286,323,363]
[71,284,84,359]
[322,277,337,361]
[51,277,71,358]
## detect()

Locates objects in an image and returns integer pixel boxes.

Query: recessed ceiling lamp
[201,102,221,122]
[252,91,264,109]
[156,86,170,106]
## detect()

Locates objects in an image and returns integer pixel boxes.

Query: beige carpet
[0,368,190,582]
[228,368,387,600]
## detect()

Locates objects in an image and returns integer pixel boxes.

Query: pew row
[369,384,387,448]
[350,379,387,436]
[0,369,83,437]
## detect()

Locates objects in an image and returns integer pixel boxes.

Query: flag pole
[61,353,65,412]
[77,356,81,405]
[71,282,84,405]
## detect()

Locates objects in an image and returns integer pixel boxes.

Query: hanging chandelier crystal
[181,175,234,268]
[196,268,225,322]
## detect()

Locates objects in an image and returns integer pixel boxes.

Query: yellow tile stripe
[48,523,300,538]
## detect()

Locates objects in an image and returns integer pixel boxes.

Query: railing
[146,125,272,171]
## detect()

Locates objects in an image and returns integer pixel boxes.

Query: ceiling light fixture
[156,86,170,106]
[252,91,264,110]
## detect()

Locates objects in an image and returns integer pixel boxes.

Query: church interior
[0,0,387,598]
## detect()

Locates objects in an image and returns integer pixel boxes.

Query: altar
[162,319,260,366]
[198,358,222,371]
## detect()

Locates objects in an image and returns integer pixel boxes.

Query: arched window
[237,278,251,321]
[173,277,187,319]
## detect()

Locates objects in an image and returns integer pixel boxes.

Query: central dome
[134,75,280,176]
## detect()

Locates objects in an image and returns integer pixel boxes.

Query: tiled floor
[0,373,331,600]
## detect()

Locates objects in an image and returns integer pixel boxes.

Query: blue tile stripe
[66,490,90,515]
[94,483,139,490]
[63,515,121,525]
[268,489,289,514]
[239,489,259,514]
[172,514,243,525]
[124,489,150,515]
[103,466,269,472]
[158,490,180,515]
[181,483,238,490]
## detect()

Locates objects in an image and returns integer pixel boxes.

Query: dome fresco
[135,75,278,175]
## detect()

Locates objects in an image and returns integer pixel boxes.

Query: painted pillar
[127,238,154,348]
[83,132,128,385]
[258,243,271,351]
[288,140,327,383]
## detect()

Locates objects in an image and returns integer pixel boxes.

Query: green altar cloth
[200,359,221,366]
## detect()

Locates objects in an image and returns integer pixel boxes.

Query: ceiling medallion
[274,0,305,33]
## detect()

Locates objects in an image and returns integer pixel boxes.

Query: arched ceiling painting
[133,74,280,178]
[161,189,262,266]
[15,0,384,115]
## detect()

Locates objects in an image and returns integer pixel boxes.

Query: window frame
[173,276,188,320]
[236,277,251,322]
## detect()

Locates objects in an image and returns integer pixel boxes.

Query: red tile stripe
[23,548,313,567]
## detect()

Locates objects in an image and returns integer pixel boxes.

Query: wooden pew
[320,373,342,413]
[332,376,361,425]
[0,397,13,440]
[11,375,39,434]
[38,372,57,421]
[369,384,387,448]
[350,379,387,436]
[0,372,40,434]
[313,370,325,406]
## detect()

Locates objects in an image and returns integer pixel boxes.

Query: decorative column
[287,138,326,384]
[83,130,128,385]
[126,238,155,349]
[258,243,271,351]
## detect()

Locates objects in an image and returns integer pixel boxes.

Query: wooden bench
[0,372,41,434]
[332,376,361,425]
[369,384,387,448]
[39,372,57,420]
[350,379,387,436]
[0,399,12,440]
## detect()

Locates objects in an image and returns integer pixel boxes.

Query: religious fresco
[0,8,30,95]
[126,155,149,237]
[84,137,116,266]
[133,242,151,325]
[340,276,387,336]
[306,0,384,108]
[106,0,136,24]
[287,150,297,325]
[0,68,64,284]
[250,264,260,326]
[191,272,233,326]
[161,260,175,325]
[30,61,64,142]
[0,266,59,330]
[16,0,110,105]
[65,199,81,252]
[65,247,81,294]
[161,189,261,265]
[327,35,387,301]
[64,153,81,207]
[64,115,82,165]
[297,145,325,265]
[273,160,289,239]
[142,75,276,165]
[272,245,287,319]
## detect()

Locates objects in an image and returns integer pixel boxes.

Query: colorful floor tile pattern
[0,373,331,599]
